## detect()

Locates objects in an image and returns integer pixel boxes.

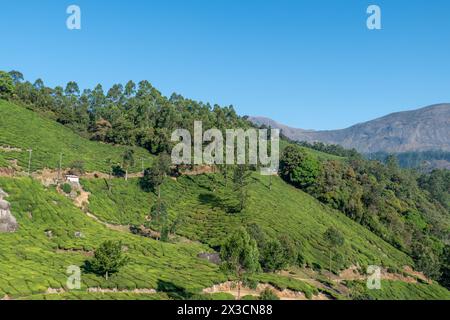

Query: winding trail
[71,185,131,233]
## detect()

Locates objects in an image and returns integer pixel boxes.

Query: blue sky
[1,0,450,130]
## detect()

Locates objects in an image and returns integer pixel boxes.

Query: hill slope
[1,99,449,300]
[0,100,151,173]
[82,174,413,271]
[79,174,450,299]
[250,103,450,153]
[0,177,225,299]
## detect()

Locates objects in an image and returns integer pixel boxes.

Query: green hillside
[347,280,450,300]
[0,177,224,298]
[82,174,412,272]
[1,175,448,300]
[0,99,449,300]
[0,100,151,173]
[0,178,322,300]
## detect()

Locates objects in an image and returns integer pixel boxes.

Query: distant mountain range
[249,103,450,154]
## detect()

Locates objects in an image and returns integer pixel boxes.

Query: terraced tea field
[82,174,413,273]
[1,100,449,300]
[0,177,225,299]
[0,100,151,173]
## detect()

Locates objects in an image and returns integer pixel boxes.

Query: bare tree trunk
[238,281,241,300]
[329,249,332,280]
[108,169,112,192]
[157,185,161,241]
[237,268,242,300]
[225,170,228,187]
[105,271,109,281]
[58,153,62,183]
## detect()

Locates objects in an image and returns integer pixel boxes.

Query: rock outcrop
[0,188,18,233]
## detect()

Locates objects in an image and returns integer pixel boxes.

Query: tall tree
[279,145,321,190]
[140,153,171,230]
[33,78,44,90]
[440,245,450,290]
[0,71,14,99]
[89,240,129,280]
[220,228,260,299]
[323,227,345,276]
[124,80,136,98]
[233,165,252,212]
[91,118,112,142]
[149,201,169,241]
[8,70,24,85]
[65,81,80,97]
[122,149,135,181]
[107,84,124,104]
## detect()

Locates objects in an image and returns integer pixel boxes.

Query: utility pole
[58,153,63,182]
[27,149,32,176]
[141,158,145,174]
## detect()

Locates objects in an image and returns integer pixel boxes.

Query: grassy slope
[83,174,412,271]
[279,139,344,161]
[82,174,450,299]
[21,291,236,300]
[21,292,171,300]
[0,178,318,300]
[82,178,151,225]
[347,280,450,300]
[0,100,151,173]
[0,177,225,298]
[1,99,448,300]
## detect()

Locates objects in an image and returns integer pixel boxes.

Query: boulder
[0,209,18,233]
[197,252,221,265]
[0,188,18,233]
[0,189,7,199]
[0,200,10,210]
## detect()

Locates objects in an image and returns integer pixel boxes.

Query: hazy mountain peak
[249,104,450,153]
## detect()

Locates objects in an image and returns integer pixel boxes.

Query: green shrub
[304,290,313,300]
[205,292,235,300]
[112,165,126,177]
[259,288,279,300]
[62,183,72,194]
[243,278,258,290]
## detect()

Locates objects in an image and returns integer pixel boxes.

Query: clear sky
[1,0,450,130]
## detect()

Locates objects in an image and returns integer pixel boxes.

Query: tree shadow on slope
[156,280,197,300]
[198,192,240,214]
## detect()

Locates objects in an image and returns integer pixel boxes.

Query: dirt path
[280,270,328,290]
[59,183,131,233]
[46,287,157,295]
[85,211,130,232]
[0,146,22,152]
[334,265,428,284]
[203,281,330,301]
[0,163,219,183]
[74,188,90,209]
[280,265,431,299]
[0,168,17,177]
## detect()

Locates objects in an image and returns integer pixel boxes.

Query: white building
[65,175,80,185]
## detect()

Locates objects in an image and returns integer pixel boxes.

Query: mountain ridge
[249,103,450,154]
